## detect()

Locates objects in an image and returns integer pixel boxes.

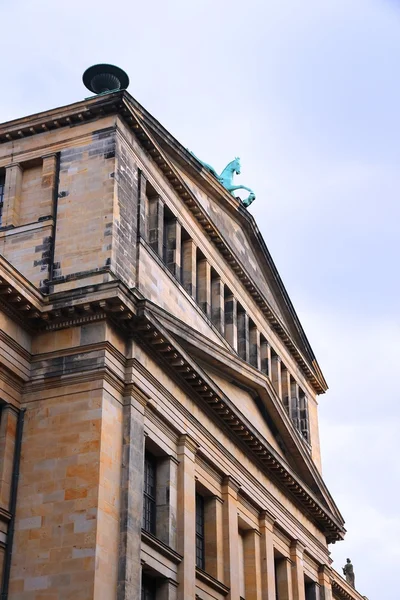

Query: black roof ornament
[82,64,129,95]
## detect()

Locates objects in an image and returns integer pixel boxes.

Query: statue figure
[189,151,256,208]
[342,558,355,588]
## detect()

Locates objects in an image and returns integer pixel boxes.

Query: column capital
[42,152,58,160]
[318,564,333,576]
[259,509,276,527]
[4,162,22,171]
[222,475,241,493]
[177,433,199,454]
[124,383,149,409]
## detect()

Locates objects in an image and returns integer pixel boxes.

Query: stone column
[281,367,291,415]
[222,476,241,599]
[165,218,182,280]
[271,354,282,399]
[177,434,198,600]
[156,455,178,550]
[3,164,22,227]
[249,326,261,370]
[117,389,147,600]
[41,153,58,218]
[243,529,262,600]
[276,557,293,600]
[237,310,250,362]
[259,511,276,600]
[290,380,300,429]
[211,276,225,334]
[148,195,164,256]
[204,495,224,581]
[260,340,271,378]
[158,579,178,600]
[224,294,238,351]
[182,238,197,298]
[318,565,333,600]
[290,541,306,600]
[197,258,211,318]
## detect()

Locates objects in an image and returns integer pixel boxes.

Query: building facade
[0,88,366,600]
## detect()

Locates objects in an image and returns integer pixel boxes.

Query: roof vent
[82,64,129,95]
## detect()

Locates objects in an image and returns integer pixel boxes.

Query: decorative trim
[134,310,344,542]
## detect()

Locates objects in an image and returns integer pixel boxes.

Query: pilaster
[249,326,261,369]
[41,153,58,217]
[117,392,147,600]
[237,310,250,362]
[290,540,306,600]
[222,476,241,599]
[276,557,293,600]
[3,164,23,227]
[259,510,276,600]
[0,405,18,511]
[243,529,262,600]
[177,434,199,600]
[165,217,182,280]
[182,238,197,298]
[211,275,225,334]
[224,294,238,351]
[197,258,211,318]
[260,340,271,378]
[271,354,282,399]
[318,565,333,600]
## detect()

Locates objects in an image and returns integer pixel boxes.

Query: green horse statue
[189,152,256,208]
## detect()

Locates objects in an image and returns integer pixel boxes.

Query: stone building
[0,81,367,600]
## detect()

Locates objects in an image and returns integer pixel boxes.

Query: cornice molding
[0,255,343,545]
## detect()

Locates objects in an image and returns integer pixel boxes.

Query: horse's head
[233,157,241,175]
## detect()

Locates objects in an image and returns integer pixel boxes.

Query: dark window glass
[0,175,5,227]
[195,493,205,569]
[143,453,156,535]
[141,575,156,600]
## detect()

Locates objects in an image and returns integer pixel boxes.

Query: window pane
[195,493,205,569]
[142,575,156,600]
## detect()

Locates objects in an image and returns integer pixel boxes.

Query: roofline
[0,90,328,392]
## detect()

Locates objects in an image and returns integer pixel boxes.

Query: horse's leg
[226,185,254,194]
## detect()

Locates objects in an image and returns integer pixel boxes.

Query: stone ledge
[141,529,183,565]
[195,567,230,596]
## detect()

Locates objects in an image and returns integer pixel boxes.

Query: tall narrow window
[142,574,156,600]
[195,493,205,569]
[0,174,5,227]
[143,453,156,535]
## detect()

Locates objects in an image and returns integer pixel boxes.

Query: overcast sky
[1,0,399,597]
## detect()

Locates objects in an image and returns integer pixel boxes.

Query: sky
[1,0,399,597]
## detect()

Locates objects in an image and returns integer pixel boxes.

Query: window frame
[195,492,205,570]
